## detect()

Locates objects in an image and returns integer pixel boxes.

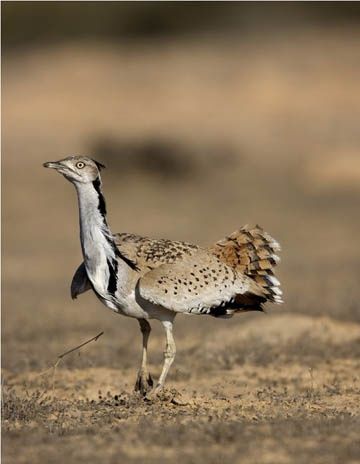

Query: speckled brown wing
[208,225,282,304]
[113,232,200,275]
[70,233,201,298]
[137,250,265,316]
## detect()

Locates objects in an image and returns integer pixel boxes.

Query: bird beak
[43,161,63,170]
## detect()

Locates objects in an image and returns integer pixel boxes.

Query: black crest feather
[92,159,106,171]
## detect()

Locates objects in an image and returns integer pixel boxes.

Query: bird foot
[134,370,153,396]
[144,383,163,401]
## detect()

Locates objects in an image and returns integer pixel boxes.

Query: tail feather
[209,224,283,305]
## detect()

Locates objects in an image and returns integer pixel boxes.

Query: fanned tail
[209,224,283,305]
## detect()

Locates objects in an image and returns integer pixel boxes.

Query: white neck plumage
[74,176,135,300]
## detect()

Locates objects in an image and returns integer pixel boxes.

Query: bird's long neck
[74,177,125,298]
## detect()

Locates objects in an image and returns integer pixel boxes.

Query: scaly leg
[152,320,176,395]
[134,319,153,395]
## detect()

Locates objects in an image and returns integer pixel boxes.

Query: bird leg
[152,320,176,395]
[134,319,153,395]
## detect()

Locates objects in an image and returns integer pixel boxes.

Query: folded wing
[137,251,266,317]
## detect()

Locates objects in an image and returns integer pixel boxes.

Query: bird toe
[134,370,154,396]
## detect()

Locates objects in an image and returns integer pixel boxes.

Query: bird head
[43,156,105,184]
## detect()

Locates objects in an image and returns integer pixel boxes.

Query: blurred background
[3,3,360,463]
[3,1,360,372]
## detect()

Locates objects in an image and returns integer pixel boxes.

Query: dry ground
[2,29,360,463]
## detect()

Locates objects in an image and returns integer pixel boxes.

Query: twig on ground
[57,331,104,360]
[35,331,104,392]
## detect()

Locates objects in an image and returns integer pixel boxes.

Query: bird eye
[76,162,85,169]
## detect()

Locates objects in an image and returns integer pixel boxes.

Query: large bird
[43,156,282,396]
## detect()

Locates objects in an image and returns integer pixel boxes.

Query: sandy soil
[3,313,360,464]
[2,29,360,463]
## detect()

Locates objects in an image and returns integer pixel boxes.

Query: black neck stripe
[93,177,139,272]
[107,257,118,296]
[105,234,139,271]
[92,177,107,217]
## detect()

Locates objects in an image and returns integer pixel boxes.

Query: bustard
[44,156,282,396]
